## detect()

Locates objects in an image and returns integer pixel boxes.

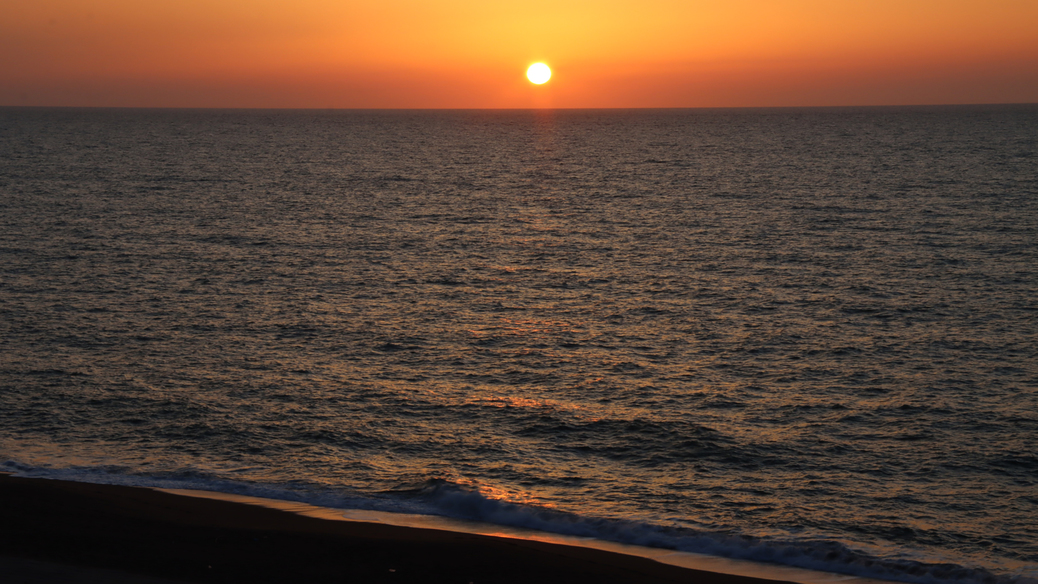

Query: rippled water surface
[1,106,1036,583]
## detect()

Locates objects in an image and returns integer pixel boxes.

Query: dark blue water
[1,105,1036,583]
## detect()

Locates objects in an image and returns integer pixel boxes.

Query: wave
[4,461,1031,584]
[394,479,1027,584]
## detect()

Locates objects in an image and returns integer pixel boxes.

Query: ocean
[1,105,1036,583]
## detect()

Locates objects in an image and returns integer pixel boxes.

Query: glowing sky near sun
[2,0,1036,108]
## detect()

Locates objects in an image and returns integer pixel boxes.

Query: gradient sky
[3,0,1037,108]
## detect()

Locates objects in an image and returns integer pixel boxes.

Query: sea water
[1,105,1035,583]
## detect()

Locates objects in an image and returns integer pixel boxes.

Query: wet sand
[0,474,798,583]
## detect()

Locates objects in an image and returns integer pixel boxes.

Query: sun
[526,63,551,85]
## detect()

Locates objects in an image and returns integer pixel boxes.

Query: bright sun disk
[527,63,551,85]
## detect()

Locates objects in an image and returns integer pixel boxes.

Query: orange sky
[2,0,1037,108]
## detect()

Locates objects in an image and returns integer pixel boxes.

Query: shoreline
[155,486,893,584]
[1,473,800,583]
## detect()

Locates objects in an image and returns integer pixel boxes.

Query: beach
[0,474,800,583]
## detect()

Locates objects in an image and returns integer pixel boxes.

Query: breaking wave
[5,463,1030,584]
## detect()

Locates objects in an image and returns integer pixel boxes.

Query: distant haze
[2,0,1037,108]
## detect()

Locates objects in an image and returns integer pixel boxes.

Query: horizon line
[3,101,1037,112]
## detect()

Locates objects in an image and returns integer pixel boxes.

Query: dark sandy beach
[0,474,800,584]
